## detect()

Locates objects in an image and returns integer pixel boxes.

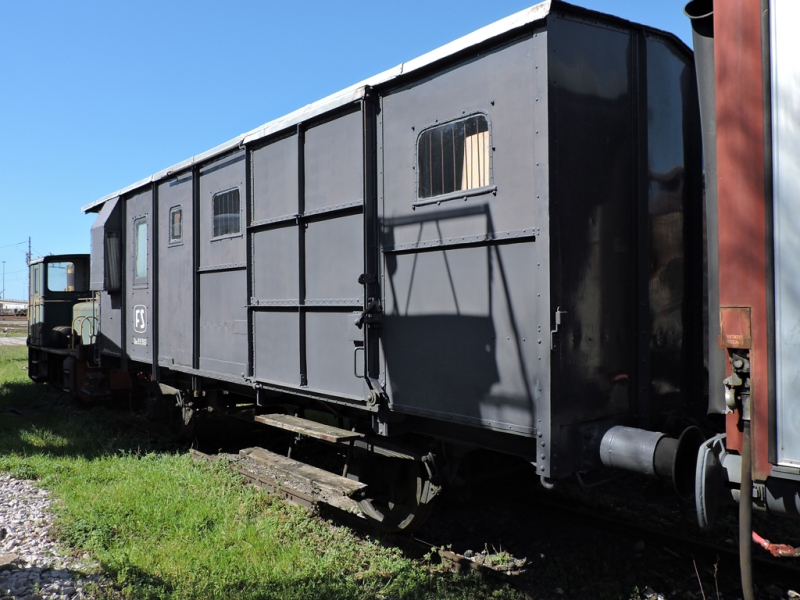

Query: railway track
[0,315,27,340]
[188,443,800,598]
[188,447,526,585]
[59,398,800,597]
[529,494,800,582]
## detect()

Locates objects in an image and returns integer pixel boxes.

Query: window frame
[414,112,495,208]
[133,216,149,287]
[105,230,122,291]
[47,261,74,293]
[210,187,242,241]
[168,205,184,246]
[43,260,89,294]
[32,264,40,295]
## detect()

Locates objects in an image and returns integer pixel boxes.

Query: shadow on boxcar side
[381,204,536,432]
[382,314,500,407]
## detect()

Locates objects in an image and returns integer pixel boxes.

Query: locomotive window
[169,206,183,244]
[212,189,240,238]
[47,263,71,292]
[134,218,148,282]
[46,261,88,293]
[417,114,491,200]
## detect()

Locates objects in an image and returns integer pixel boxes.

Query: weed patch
[0,346,519,599]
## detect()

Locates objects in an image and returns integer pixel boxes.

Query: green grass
[0,346,519,600]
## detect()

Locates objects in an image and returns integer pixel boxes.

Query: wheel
[347,450,437,533]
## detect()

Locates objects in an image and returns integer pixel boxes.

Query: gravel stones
[0,473,112,600]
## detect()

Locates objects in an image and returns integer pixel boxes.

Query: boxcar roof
[81,0,553,213]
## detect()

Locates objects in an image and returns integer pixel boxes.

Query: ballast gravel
[0,473,113,600]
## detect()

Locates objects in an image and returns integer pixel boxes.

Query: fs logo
[133,305,148,333]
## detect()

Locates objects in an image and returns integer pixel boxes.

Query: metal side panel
[125,189,153,364]
[380,34,539,240]
[379,30,547,442]
[304,109,364,214]
[157,174,194,368]
[382,243,541,437]
[98,291,122,356]
[546,14,640,481]
[251,133,299,224]
[199,151,246,269]
[254,310,300,385]
[771,0,800,466]
[90,196,120,291]
[305,213,363,303]
[251,226,299,302]
[305,311,366,398]
[199,269,248,377]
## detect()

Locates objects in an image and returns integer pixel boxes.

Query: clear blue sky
[0,0,692,301]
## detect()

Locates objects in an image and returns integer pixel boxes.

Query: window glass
[418,114,491,199]
[169,206,183,243]
[105,231,121,290]
[212,189,240,237]
[135,219,148,280]
[46,261,87,292]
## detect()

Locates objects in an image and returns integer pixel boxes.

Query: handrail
[71,315,98,350]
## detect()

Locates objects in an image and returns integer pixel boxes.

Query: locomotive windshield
[46,261,88,293]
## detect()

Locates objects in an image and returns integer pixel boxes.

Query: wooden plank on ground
[240,446,366,497]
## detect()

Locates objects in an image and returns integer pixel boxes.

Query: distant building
[0,299,27,316]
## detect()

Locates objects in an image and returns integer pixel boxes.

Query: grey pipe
[684,0,726,415]
[600,426,705,500]
[599,426,665,477]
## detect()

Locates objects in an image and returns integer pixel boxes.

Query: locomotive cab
[27,254,91,384]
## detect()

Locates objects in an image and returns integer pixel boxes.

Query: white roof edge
[82,0,551,214]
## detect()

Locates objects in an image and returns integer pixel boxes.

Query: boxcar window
[169,206,183,244]
[134,218,148,281]
[417,114,491,199]
[212,189,240,238]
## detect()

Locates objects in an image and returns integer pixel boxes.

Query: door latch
[355,298,382,329]
[550,307,566,350]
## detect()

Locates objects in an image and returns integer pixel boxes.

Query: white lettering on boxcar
[133,305,147,333]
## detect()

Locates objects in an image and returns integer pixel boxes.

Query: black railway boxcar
[27,1,708,532]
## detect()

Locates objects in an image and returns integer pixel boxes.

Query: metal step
[254,413,364,443]
[239,446,366,501]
